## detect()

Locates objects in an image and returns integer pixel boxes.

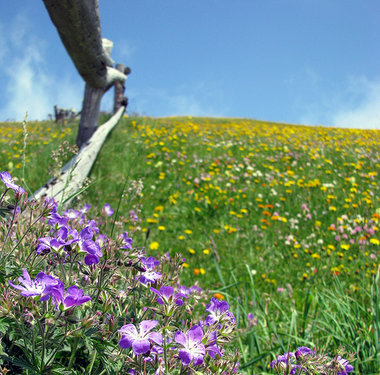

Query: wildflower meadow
[0,115,379,374]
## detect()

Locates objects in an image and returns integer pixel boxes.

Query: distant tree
[42,0,129,148]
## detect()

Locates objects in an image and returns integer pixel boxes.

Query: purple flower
[80,204,91,214]
[37,225,78,254]
[138,257,162,285]
[97,234,108,247]
[270,352,295,369]
[336,356,354,375]
[150,286,185,306]
[290,365,306,374]
[205,297,236,326]
[204,331,223,358]
[87,219,99,235]
[0,171,25,195]
[43,197,57,212]
[103,203,114,216]
[82,240,102,265]
[118,320,163,356]
[64,209,80,220]
[8,269,62,301]
[295,346,314,358]
[247,313,257,327]
[78,226,102,265]
[129,210,138,221]
[47,209,68,227]
[121,231,133,250]
[175,325,206,366]
[53,285,91,310]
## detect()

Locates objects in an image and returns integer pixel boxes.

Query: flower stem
[87,349,97,374]
[68,337,79,370]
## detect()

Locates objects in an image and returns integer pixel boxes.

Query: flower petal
[159,286,174,300]
[178,349,192,366]
[139,320,158,336]
[174,331,187,347]
[119,334,133,349]
[132,338,151,355]
[148,331,163,346]
[119,324,138,338]
[188,325,203,345]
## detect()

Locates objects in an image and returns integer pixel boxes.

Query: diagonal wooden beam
[31,106,125,207]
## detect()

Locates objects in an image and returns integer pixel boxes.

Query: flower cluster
[9,269,91,311]
[0,171,240,374]
[117,295,238,373]
[35,201,105,266]
[270,346,355,375]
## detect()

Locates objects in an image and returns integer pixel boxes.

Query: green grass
[1,115,379,373]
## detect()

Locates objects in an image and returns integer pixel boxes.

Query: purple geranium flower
[121,231,133,250]
[47,209,68,227]
[205,297,236,326]
[150,286,186,306]
[118,320,163,356]
[80,204,91,214]
[37,225,79,254]
[43,197,57,211]
[178,285,194,298]
[290,365,306,374]
[204,330,223,358]
[270,352,295,369]
[64,209,80,220]
[336,356,354,375]
[87,219,99,235]
[0,171,25,195]
[8,269,62,301]
[51,285,91,310]
[295,346,315,358]
[138,257,162,285]
[175,325,206,366]
[103,203,114,216]
[77,226,102,265]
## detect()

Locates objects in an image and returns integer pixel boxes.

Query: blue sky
[0,1,379,128]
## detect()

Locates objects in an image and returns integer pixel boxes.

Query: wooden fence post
[76,84,104,147]
[113,65,131,114]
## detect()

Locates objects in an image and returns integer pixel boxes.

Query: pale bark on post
[31,106,126,208]
[35,0,129,204]
[42,0,126,88]
[42,0,127,148]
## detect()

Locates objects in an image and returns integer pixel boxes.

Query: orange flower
[213,293,224,300]
[261,218,271,226]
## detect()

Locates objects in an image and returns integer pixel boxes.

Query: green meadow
[1,116,379,374]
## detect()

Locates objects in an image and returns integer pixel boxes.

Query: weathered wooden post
[42,0,127,148]
[35,0,129,204]
[113,65,131,114]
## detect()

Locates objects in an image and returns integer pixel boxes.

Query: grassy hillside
[1,116,379,373]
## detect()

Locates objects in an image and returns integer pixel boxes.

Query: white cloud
[0,15,83,121]
[330,77,380,129]
[297,74,380,129]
